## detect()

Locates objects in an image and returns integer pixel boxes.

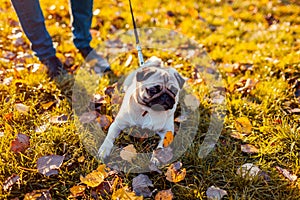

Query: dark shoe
[41,56,67,79]
[79,47,111,75]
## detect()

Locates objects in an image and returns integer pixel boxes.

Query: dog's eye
[147,85,161,96]
[169,86,178,95]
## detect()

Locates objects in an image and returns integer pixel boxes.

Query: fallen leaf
[112,186,143,200]
[152,146,173,165]
[163,131,174,147]
[41,101,55,110]
[291,108,300,114]
[184,94,200,111]
[275,166,297,182]
[124,54,133,67]
[79,111,98,124]
[235,117,252,134]
[174,115,187,123]
[237,163,261,180]
[111,93,123,105]
[70,185,86,197]
[35,124,49,133]
[132,174,153,197]
[24,189,51,200]
[80,164,108,187]
[230,132,245,140]
[78,156,85,163]
[165,161,186,183]
[206,186,228,200]
[10,133,30,153]
[37,155,64,176]
[3,174,20,191]
[241,144,259,154]
[3,112,13,121]
[97,114,113,129]
[15,103,29,113]
[120,144,137,162]
[155,189,173,200]
[50,114,68,124]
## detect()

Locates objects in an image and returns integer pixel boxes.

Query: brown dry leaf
[184,94,200,111]
[3,174,20,191]
[291,108,300,114]
[70,185,86,197]
[241,144,259,154]
[206,186,228,200]
[79,111,98,124]
[235,117,252,134]
[80,164,108,187]
[230,132,245,140]
[97,114,113,129]
[111,93,123,105]
[132,174,153,197]
[165,161,186,183]
[152,146,173,165]
[112,186,143,200]
[236,78,258,93]
[24,189,51,200]
[10,133,30,153]
[237,163,261,180]
[50,114,68,124]
[37,155,64,176]
[15,103,29,113]
[155,189,173,200]
[275,166,297,182]
[174,115,187,123]
[120,144,137,162]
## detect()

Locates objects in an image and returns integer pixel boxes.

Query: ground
[0,0,300,199]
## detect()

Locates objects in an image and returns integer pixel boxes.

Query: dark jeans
[11,0,93,60]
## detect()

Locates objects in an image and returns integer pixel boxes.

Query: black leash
[128,0,144,67]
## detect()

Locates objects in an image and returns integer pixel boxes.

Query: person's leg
[69,0,111,73]
[69,0,93,50]
[11,0,64,78]
[11,0,55,60]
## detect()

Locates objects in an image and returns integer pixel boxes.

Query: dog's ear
[174,72,185,89]
[136,68,157,82]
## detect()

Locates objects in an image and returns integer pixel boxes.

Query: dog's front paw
[98,141,113,160]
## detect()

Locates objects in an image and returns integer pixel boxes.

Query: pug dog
[98,56,185,160]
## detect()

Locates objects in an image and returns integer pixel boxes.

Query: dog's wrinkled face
[135,66,185,111]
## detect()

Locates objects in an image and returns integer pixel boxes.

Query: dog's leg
[157,131,168,149]
[98,122,122,160]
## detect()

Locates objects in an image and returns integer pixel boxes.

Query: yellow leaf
[235,117,252,134]
[155,189,173,200]
[80,164,108,187]
[163,131,174,147]
[120,144,137,162]
[165,162,186,183]
[77,156,85,163]
[41,101,55,110]
[70,185,86,197]
[112,186,143,200]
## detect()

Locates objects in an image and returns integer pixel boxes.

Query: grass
[1,0,300,199]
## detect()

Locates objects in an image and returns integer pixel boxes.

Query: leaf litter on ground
[132,174,154,197]
[10,133,30,153]
[37,155,64,176]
